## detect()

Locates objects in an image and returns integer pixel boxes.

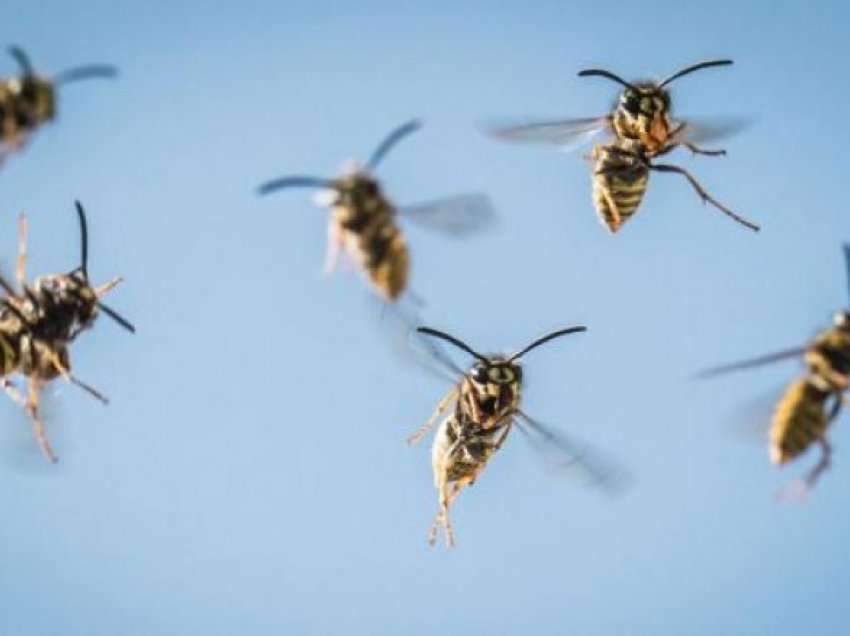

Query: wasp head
[7,74,56,125]
[469,357,523,397]
[29,272,98,341]
[616,84,671,150]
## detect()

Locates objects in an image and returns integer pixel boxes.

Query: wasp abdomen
[591,145,649,233]
[770,378,830,465]
[355,220,409,301]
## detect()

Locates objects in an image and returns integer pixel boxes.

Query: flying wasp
[0,46,117,164]
[0,201,134,462]
[487,59,759,233]
[257,119,494,302]
[407,325,627,548]
[697,245,850,495]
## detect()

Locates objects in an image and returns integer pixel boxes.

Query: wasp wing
[671,115,754,145]
[695,347,806,379]
[515,412,632,494]
[485,116,612,152]
[399,193,496,237]
[406,323,466,383]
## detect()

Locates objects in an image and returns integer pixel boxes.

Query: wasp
[257,119,494,302]
[488,59,759,233]
[698,245,850,495]
[0,46,117,163]
[408,325,627,547]
[0,201,134,462]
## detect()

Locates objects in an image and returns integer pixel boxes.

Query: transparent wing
[485,116,611,152]
[399,193,496,237]
[406,322,466,383]
[695,347,805,379]
[671,115,755,145]
[515,412,632,494]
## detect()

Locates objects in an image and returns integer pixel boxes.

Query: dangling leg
[44,348,109,404]
[16,213,28,291]
[804,437,832,489]
[406,387,458,445]
[323,222,343,276]
[2,377,26,407]
[650,162,760,231]
[24,378,58,463]
[94,277,124,298]
[429,481,463,548]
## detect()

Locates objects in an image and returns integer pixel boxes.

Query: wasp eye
[472,366,488,382]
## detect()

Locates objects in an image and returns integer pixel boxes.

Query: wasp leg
[407,387,458,445]
[24,378,58,463]
[803,437,832,489]
[684,142,726,157]
[2,377,25,407]
[16,214,28,291]
[429,481,465,548]
[94,276,124,299]
[650,162,760,232]
[323,222,343,276]
[44,348,109,405]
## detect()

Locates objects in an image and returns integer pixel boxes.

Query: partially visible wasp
[408,325,627,548]
[0,46,117,164]
[698,245,850,495]
[487,60,759,233]
[257,119,494,302]
[0,201,134,462]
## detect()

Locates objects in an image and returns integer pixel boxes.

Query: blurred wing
[485,116,611,152]
[695,347,806,379]
[406,324,466,383]
[515,412,632,495]
[399,193,496,237]
[671,115,755,145]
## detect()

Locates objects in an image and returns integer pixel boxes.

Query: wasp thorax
[619,85,670,118]
[8,75,56,124]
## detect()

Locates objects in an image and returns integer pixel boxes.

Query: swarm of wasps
[4,43,845,549]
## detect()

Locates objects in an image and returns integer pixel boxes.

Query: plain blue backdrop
[1,1,848,634]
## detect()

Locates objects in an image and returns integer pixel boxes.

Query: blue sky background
[1,1,849,634]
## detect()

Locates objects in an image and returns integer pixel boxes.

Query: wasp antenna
[416,327,489,363]
[97,302,135,334]
[659,59,733,87]
[256,175,334,196]
[508,326,587,362]
[365,119,423,171]
[74,200,89,279]
[8,46,33,75]
[54,64,118,85]
[68,374,110,405]
[577,69,637,91]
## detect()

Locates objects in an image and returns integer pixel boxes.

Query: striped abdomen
[0,319,23,376]
[591,144,649,233]
[431,415,508,486]
[770,377,831,465]
[337,202,409,301]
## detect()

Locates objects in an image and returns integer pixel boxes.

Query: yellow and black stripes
[332,174,410,301]
[591,143,649,233]
[770,377,831,465]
